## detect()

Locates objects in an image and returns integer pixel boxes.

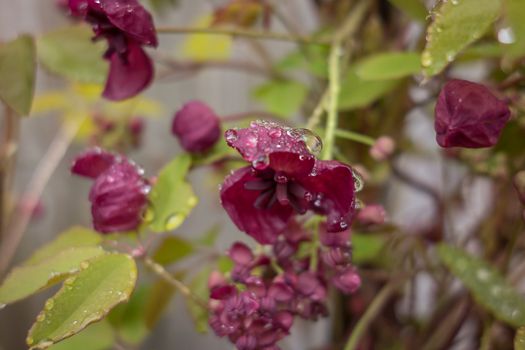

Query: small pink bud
[357,204,387,226]
[370,136,395,161]
[333,268,361,294]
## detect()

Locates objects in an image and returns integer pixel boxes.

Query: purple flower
[71,148,149,233]
[435,79,511,148]
[332,267,361,294]
[171,101,221,153]
[68,0,158,100]
[220,121,357,244]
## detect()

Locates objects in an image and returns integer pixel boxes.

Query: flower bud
[333,268,361,294]
[434,79,511,148]
[370,136,396,161]
[172,101,221,153]
[356,204,387,225]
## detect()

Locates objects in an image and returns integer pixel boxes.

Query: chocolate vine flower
[220,121,357,244]
[68,0,158,100]
[171,101,221,153]
[71,148,149,233]
[434,79,511,148]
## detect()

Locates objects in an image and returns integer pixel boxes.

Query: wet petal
[268,152,315,178]
[220,166,293,244]
[70,148,117,179]
[103,43,154,101]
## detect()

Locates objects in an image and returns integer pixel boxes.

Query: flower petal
[70,148,117,179]
[220,166,293,244]
[103,43,154,101]
[268,152,314,178]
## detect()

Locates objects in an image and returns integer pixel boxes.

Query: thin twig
[0,120,82,275]
[156,26,330,45]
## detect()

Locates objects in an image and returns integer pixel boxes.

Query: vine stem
[0,119,82,275]
[334,129,375,146]
[156,26,330,45]
[143,256,209,310]
[344,281,401,350]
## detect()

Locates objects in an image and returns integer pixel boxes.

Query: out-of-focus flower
[71,148,149,233]
[332,267,361,294]
[220,121,358,244]
[434,79,511,148]
[171,101,221,153]
[369,136,396,161]
[68,0,158,100]
[356,204,387,226]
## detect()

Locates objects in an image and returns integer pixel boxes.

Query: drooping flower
[68,0,158,100]
[434,79,511,148]
[171,101,221,153]
[220,121,357,244]
[71,148,149,233]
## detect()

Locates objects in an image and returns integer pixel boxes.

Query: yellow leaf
[182,15,233,61]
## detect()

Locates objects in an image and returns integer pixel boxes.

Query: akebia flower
[434,79,511,148]
[171,101,221,153]
[68,0,158,100]
[220,121,357,244]
[71,148,149,233]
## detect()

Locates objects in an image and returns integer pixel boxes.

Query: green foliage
[356,52,421,81]
[352,234,387,265]
[339,66,398,110]
[438,244,525,328]
[252,80,308,117]
[388,0,428,21]
[0,247,104,305]
[0,35,36,115]
[37,25,108,84]
[148,0,179,13]
[146,154,198,233]
[503,0,525,57]
[27,253,137,349]
[24,227,102,266]
[108,285,150,345]
[185,267,211,333]
[276,46,329,78]
[47,320,114,350]
[153,236,194,266]
[421,0,502,77]
[516,327,525,350]
[195,225,221,247]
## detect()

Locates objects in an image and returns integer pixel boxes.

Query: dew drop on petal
[225,129,239,143]
[296,128,323,156]
[252,155,269,170]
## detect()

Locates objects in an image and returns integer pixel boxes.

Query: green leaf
[356,52,421,81]
[152,236,194,266]
[108,285,149,345]
[421,0,502,77]
[27,253,137,349]
[48,320,114,350]
[459,42,503,60]
[276,46,330,78]
[339,66,399,110]
[515,327,525,350]
[0,35,36,115]
[144,277,177,329]
[0,247,104,305]
[195,224,221,247]
[217,256,234,274]
[438,244,525,328]
[388,0,428,21]
[147,154,198,233]
[25,227,101,266]
[37,25,108,84]
[352,234,386,265]
[252,80,308,117]
[503,0,525,57]
[185,267,210,333]
[148,0,179,12]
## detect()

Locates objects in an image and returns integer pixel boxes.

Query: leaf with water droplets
[438,244,525,328]
[147,154,198,233]
[0,247,104,305]
[47,320,114,350]
[356,52,421,81]
[24,226,102,266]
[515,327,525,350]
[421,0,502,77]
[252,80,308,117]
[0,34,36,115]
[27,253,137,349]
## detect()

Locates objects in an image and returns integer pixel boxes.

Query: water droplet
[72,320,79,325]
[26,337,34,345]
[498,27,516,44]
[225,129,238,143]
[65,277,75,286]
[304,192,313,201]
[80,261,90,270]
[165,213,184,231]
[44,300,54,311]
[297,128,323,156]
[352,171,364,192]
[446,51,455,62]
[252,155,269,170]
[421,52,433,68]
[476,268,491,281]
[268,128,282,138]
[140,185,151,195]
[36,313,46,322]
[339,220,348,229]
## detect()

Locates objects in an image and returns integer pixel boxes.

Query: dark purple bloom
[172,101,221,153]
[68,0,158,100]
[435,79,511,148]
[71,148,149,233]
[220,121,357,244]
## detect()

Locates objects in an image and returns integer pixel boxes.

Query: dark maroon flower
[434,79,511,148]
[171,101,221,153]
[220,121,357,244]
[68,0,158,100]
[71,148,149,233]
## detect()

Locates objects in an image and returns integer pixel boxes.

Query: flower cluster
[71,148,150,233]
[220,121,359,244]
[68,0,158,100]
